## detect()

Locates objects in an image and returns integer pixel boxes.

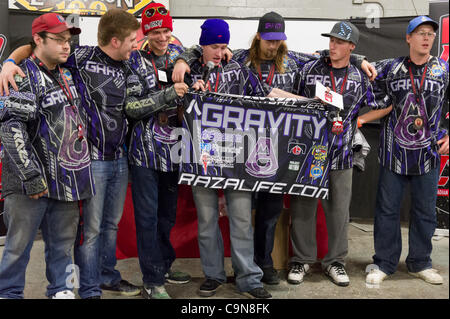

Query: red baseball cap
[32,13,81,36]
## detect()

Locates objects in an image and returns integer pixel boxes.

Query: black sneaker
[165,269,191,284]
[261,267,280,285]
[100,280,141,296]
[242,287,272,299]
[84,295,101,299]
[197,279,222,297]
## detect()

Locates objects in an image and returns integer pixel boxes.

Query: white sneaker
[409,268,443,285]
[51,290,75,299]
[287,263,310,285]
[366,268,388,285]
[325,262,350,286]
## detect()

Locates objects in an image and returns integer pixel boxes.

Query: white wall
[79,17,336,53]
[168,0,428,19]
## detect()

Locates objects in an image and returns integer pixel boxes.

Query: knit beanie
[141,3,173,35]
[199,19,230,45]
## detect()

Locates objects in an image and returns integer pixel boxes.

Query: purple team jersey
[295,57,378,171]
[373,56,449,175]
[126,44,184,172]
[65,46,129,161]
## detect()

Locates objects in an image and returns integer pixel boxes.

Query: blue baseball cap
[407,16,438,35]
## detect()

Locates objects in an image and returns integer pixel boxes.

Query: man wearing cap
[0,13,95,299]
[0,8,142,299]
[288,21,380,287]
[183,18,272,299]
[172,12,376,285]
[365,16,449,286]
[124,2,191,299]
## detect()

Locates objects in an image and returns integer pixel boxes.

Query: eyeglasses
[45,36,73,46]
[144,6,168,17]
[414,31,436,38]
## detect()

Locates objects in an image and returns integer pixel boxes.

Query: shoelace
[331,264,347,276]
[291,264,306,274]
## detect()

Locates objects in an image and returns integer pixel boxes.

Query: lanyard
[258,63,276,86]
[149,52,169,90]
[329,66,349,95]
[206,65,221,93]
[408,59,428,104]
[32,54,84,140]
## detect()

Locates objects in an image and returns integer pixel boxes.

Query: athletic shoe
[142,285,171,299]
[100,279,141,296]
[366,268,388,285]
[50,290,75,299]
[165,269,191,284]
[409,268,443,285]
[325,262,350,287]
[261,267,280,285]
[287,262,310,285]
[197,279,222,297]
[242,287,272,299]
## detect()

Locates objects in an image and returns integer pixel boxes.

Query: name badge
[158,70,168,83]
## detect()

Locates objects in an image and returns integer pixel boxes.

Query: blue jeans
[0,194,79,299]
[254,192,284,268]
[192,186,263,292]
[130,165,178,287]
[373,165,440,275]
[74,157,129,298]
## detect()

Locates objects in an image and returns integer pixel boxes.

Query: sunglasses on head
[145,6,168,17]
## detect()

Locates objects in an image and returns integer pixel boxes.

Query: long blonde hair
[246,34,288,74]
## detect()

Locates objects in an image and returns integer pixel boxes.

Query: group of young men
[0,2,447,300]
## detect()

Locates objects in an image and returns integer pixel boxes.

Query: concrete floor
[0,220,448,300]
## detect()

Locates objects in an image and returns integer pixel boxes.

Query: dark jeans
[373,165,440,275]
[130,165,178,286]
[254,192,284,268]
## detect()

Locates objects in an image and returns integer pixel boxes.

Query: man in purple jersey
[0,13,94,299]
[124,2,191,299]
[365,16,449,286]
[0,9,142,299]
[288,21,381,287]
[181,19,272,299]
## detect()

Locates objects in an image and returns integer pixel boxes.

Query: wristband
[3,58,16,65]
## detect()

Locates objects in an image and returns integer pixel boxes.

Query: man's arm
[125,62,188,120]
[172,45,233,83]
[357,106,393,127]
[268,87,308,99]
[0,65,48,198]
[0,44,32,95]
[290,50,377,81]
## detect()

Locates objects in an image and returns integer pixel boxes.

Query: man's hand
[29,189,48,200]
[174,82,189,97]
[223,48,233,62]
[437,135,449,155]
[172,59,190,83]
[192,80,206,92]
[0,62,25,96]
[361,60,377,81]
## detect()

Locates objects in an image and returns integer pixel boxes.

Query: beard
[261,49,277,60]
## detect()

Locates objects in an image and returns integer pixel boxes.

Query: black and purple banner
[178,92,330,199]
